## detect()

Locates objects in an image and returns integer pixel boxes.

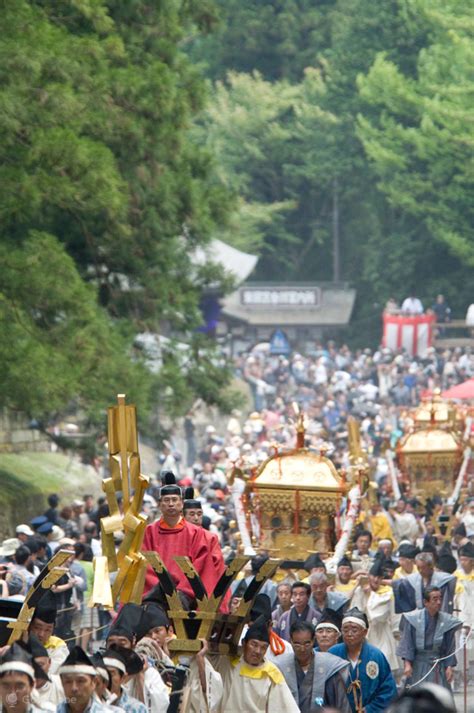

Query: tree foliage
[357,0,474,265]
[191,0,473,343]
[0,0,238,432]
[187,0,336,82]
[195,70,342,278]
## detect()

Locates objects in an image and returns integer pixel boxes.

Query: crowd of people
[0,338,473,713]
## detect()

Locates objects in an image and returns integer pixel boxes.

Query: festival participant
[353,531,374,558]
[454,542,474,676]
[314,609,342,652]
[90,652,122,712]
[334,556,358,598]
[352,531,375,572]
[135,603,174,668]
[377,539,395,560]
[209,616,299,713]
[141,473,225,604]
[275,621,351,712]
[329,607,397,712]
[271,582,293,629]
[57,646,103,713]
[0,643,44,713]
[436,542,458,576]
[392,544,419,580]
[303,553,327,577]
[103,648,147,713]
[173,638,221,713]
[389,499,419,544]
[309,573,348,616]
[28,592,69,675]
[351,557,399,672]
[27,635,64,710]
[182,488,224,577]
[183,496,203,525]
[367,503,394,546]
[277,582,319,642]
[393,551,456,614]
[397,586,462,690]
[106,604,170,712]
[248,594,292,669]
[106,603,141,650]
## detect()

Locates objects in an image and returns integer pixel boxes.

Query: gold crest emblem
[366,660,379,679]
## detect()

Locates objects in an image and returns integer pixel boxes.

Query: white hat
[16,524,34,537]
[50,526,65,542]
[59,538,76,547]
[0,538,20,557]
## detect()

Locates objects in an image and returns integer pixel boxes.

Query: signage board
[240,287,321,308]
[269,329,291,355]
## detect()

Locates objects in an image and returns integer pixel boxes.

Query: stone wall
[0,409,50,453]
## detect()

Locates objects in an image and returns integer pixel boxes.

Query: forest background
[0,0,472,440]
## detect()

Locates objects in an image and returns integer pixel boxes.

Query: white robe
[46,639,69,675]
[124,666,169,712]
[353,586,400,671]
[390,512,419,543]
[454,569,474,664]
[213,656,300,713]
[183,657,224,713]
[32,675,64,710]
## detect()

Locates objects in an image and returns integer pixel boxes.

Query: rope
[61,622,111,643]
[405,624,473,689]
[269,630,285,656]
[347,674,364,713]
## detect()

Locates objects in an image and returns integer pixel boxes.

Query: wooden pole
[463,638,467,713]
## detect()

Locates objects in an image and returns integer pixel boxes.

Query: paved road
[454,684,474,712]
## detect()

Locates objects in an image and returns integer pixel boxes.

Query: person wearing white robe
[32,673,64,711]
[182,651,225,713]
[389,500,420,544]
[351,557,399,672]
[205,616,299,713]
[453,542,474,674]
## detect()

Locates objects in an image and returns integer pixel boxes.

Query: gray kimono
[278,650,351,712]
[394,571,456,614]
[397,609,462,689]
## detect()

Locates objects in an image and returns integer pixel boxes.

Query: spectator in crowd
[401,292,424,315]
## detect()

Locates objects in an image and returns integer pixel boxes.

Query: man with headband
[0,643,44,713]
[329,607,397,712]
[314,609,343,652]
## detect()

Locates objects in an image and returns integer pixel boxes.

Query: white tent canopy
[193,239,258,284]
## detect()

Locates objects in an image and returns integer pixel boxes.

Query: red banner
[383,314,435,356]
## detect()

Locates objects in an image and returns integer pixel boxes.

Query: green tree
[0,0,239,431]
[194,0,474,344]
[187,0,336,82]
[357,0,474,266]
[0,232,151,424]
[196,70,341,278]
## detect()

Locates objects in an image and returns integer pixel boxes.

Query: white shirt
[401,297,424,315]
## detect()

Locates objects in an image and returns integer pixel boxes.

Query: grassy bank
[0,451,102,537]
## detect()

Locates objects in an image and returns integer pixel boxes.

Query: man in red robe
[142,473,226,604]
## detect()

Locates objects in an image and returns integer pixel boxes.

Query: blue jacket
[329,641,397,713]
